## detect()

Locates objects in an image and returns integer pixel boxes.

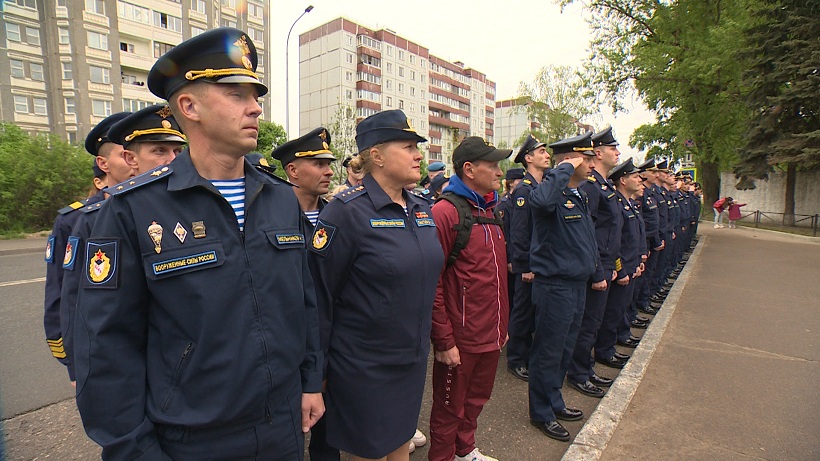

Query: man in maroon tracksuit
[429,137,511,461]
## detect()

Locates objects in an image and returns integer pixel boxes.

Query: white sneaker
[455,448,499,461]
[408,440,416,454]
[411,429,427,447]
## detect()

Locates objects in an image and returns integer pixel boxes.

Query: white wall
[720,169,820,225]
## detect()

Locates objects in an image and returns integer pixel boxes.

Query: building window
[421,105,426,114]
[420,59,426,69]
[118,1,150,24]
[123,99,151,111]
[257,54,264,68]
[85,0,104,14]
[191,0,206,13]
[410,87,415,96]
[248,1,263,18]
[385,96,392,107]
[154,12,182,32]
[409,102,415,112]
[346,34,353,46]
[154,42,174,58]
[345,71,353,82]
[221,0,236,7]
[386,63,392,74]
[120,41,135,53]
[90,66,110,84]
[398,67,404,78]
[6,23,22,42]
[92,100,112,117]
[398,50,405,61]
[399,100,404,110]
[410,55,415,64]
[87,31,108,50]
[191,26,206,37]
[30,63,44,81]
[10,60,25,78]
[14,96,29,113]
[9,0,38,8]
[33,98,48,115]
[65,98,76,114]
[398,83,404,93]
[346,53,353,64]
[421,75,426,84]
[410,70,415,81]
[386,45,393,56]
[248,27,264,44]
[222,19,237,28]
[58,27,70,44]
[25,27,40,46]
[386,79,392,90]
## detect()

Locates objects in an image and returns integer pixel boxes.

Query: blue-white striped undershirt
[304,210,320,227]
[211,178,246,231]
[569,188,582,200]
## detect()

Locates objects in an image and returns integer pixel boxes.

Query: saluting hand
[559,156,585,169]
[435,346,461,367]
[301,392,325,433]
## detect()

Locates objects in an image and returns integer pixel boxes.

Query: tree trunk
[699,160,720,219]
[783,162,796,226]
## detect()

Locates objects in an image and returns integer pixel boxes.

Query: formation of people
[40,27,703,461]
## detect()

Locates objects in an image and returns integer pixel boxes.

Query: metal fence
[734,210,819,236]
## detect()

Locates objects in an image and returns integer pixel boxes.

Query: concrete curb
[561,235,707,461]
[0,238,48,257]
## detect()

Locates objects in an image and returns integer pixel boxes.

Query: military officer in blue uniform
[594,158,644,367]
[650,160,673,304]
[43,111,130,384]
[59,105,185,384]
[72,28,324,461]
[499,167,524,314]
[271,128,338,461]
[567,127,623,397]
[308,110,443,460]
[527,132,598,442]
[507,134,550,381]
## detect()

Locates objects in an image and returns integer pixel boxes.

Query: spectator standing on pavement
[429,136,510,461]
[308,109,443,461]
[527,132,598,442]
[727,199,746,229]
[73,28,324,460]
[713,196,729,228]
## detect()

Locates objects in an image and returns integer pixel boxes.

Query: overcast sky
[267,0,655,157]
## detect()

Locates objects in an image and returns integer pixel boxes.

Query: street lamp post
[285,5,314,139]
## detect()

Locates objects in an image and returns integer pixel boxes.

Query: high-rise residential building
[298,17,496,168]
[0,0,271,143]
[495,97,540,151]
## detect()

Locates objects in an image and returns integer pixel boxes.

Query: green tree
[734,0,820,224]
[517,65,600,146]
[328,103,359,186]
[0,123,91,232]
[253,119,288,179]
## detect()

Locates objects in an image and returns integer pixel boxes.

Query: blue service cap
[549,131,595,156]
[428,161,446,172]
[355,110,427,152]
[505,167,525,180]
[514,134,547,163]
[148,27,268,101]
[592,126,619,147]
[85,112,131,156]
[108,104,186,148]
[609,157,641,182]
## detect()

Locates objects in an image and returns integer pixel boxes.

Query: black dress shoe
[613,352,630,361]
[650,294,666,303]
[638,305,658,315]
[636,315,651,323]
[590,373,613,387]
[631,319,649,329]
[507,365,529,382]
[596,355,627,369]
[649,301,663,310]
[617,337,640,348]
[531,420,570,442]
[555,407,584,421]
[569,380,605,398]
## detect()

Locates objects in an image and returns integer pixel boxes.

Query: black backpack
[436,192,504,266]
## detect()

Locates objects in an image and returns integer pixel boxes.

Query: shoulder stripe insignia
[107,165,172,196]
[58,198,91,215]
[338,184,367,203]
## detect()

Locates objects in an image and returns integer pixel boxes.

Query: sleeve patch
[516,197,526,207]
[63,236,80,270]
[310,220,337,255]
[45,235,55,263]
[83,240,120,289]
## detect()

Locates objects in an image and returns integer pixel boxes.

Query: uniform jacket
[430,175,509,354]
[631,197,648,257]
[640,187,661,249]
[579,169,623,283]
[308,174,443,366]
[497,193,514,263]
[676,191,690,228]
[73,151,322,461]
[529,163,598,282]
[43,192,103,373]
[655,185,672,239]
[615,191,642,278]
[509,172,538,274]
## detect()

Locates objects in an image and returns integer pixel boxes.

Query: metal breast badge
[148,221,163,254]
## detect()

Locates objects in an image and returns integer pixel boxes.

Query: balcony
[429,145,442,154]
[83,11,110,27]
[189,10,207,23]
[120,52,154,71]
[356,81,381,93]
[10,77,46,91]
[356,100,381,111]
[357,63,381,77]
[88,82,114,94]
[86,47,112,61]
[121,82,152,99]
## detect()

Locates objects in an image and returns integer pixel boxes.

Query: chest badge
[313,228,329,249]
[173,222,188,243]
[564,200,575,209]
[148,221,163,254]
[192,221,206,239]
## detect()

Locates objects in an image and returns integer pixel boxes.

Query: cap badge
[173,222,187,243]
[234,36,253,70]
[319,130,328,141]
[192,221,206,239]
[161,120,172,129]
[148,221,163,254]
[156,106,172,118]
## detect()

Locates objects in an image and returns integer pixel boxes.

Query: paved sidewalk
[0,237,47,256]
[587,226,819,460]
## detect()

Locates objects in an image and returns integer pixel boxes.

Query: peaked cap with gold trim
[549,131,595,156]
[108,104,186,148]
[84,112,131,156]
[148,27,268,100]
[514,134,547,164]
[355,110,427,152]
[271,127,336,166]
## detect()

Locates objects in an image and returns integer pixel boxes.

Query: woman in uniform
[308,110,444,461]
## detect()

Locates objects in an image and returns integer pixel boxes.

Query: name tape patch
[153,251,218,276]
[275,233,305,245]
[415,218,436,227]
[370,218,405,228]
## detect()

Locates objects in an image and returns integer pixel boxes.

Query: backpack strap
[436,192,503,266]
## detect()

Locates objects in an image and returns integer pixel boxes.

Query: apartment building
[0,0,271,143]
[298,17,496,168]
[494,97,541,151]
